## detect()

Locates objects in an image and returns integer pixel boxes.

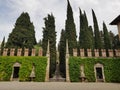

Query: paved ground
[0,82,120,90]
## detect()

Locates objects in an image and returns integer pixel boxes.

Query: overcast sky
[0,0,120,43]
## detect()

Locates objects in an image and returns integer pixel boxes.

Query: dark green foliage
[6,12,36,49]
[79,9,94,49]
[42,14,56,77]
[103,22,112,56]
[65,0,77,55]
[92,9,102,49]
[113,35,120,49]
[59,29,66,77]
[0,37,5,55]
[69,57,120,82]
[0,56,47,82]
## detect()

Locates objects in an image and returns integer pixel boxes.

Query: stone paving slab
[0,82,120,90]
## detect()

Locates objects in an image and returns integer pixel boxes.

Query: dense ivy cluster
[69,57,120,82]
[0,56,47,82]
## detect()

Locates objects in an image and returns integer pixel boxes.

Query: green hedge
[69,57,120,82]
[0,56,47,82]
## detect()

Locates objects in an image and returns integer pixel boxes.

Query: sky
[0,0,120,44]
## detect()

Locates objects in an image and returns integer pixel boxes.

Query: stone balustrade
[73,48,120,57]
[1,48,43,56]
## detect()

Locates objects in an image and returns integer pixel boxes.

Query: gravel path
[0,82,120,90]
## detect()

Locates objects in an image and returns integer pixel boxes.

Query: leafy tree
[92,9,102,49]
[42,14,56,77]
[0,37,5,55]
[65,0,77,55]
[6,12,36,49]
[59,29,66,77]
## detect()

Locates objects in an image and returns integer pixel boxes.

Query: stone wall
[73,49,120,57]
[1,48,43,56]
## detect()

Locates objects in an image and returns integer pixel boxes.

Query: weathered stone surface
[31,49,36,56]
[108,49,113,57]
[80,49,85,57]
[38,48,42,56]
[3,48,8,56]
[73,48,77,56]
[101,49,106,57]
[94,49,99,57]
[10,49,15,56]
[24,49,29,56]
[17,49,22,56]
[87,49,92,57]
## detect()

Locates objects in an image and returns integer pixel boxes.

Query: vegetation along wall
[69,57,120,82]
[0,56,47,82]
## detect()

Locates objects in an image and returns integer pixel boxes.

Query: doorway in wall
[96,67,103,80]
[94,63,105,82]
[13,67,20,79]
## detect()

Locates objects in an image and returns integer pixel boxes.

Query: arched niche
[94,63,105,82]
[10,62,21,81]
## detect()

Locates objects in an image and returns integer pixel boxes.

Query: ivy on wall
[0,56,47,82]
[69,57,120,82]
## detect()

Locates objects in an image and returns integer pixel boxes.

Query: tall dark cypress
[59,29,66,77]
[6,12,36,49]
[79,9,93,49]
[65,0,77,55]
[42,14,56,77]
[92,9,102,49]
[103,22,111,49]
[0,37,5,55]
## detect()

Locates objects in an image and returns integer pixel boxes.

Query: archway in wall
[94,63,105,82]
[10,62,21,81]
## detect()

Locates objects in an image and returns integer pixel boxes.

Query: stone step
[49,78,66,82]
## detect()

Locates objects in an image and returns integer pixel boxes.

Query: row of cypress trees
[59,0,114,77]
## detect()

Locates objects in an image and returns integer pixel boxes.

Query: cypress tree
[103,22,111,49]
[59,29,66,77]
[103,22,111,56]
[42,14,56,77]
[6,12,36,49]
[79,9,93,49]
[0,37,5,55]
[65,0,77,55]
[92,9,102,49]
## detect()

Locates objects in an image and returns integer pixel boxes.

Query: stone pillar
[115,49,120,57]
[38,48,42,56]
[24,49,29,56]
[80,49,85,57]
[73,48,77,56]
[10,49,15,56]
[108,49,113,57]
[94,49,99,57]
[87,49,92,57]
[17,49,22,56]
[101,49,106,57]
[3,48,8,56]
[45,40,50,82]
[31,49,36,56]
[66,40,70,82]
